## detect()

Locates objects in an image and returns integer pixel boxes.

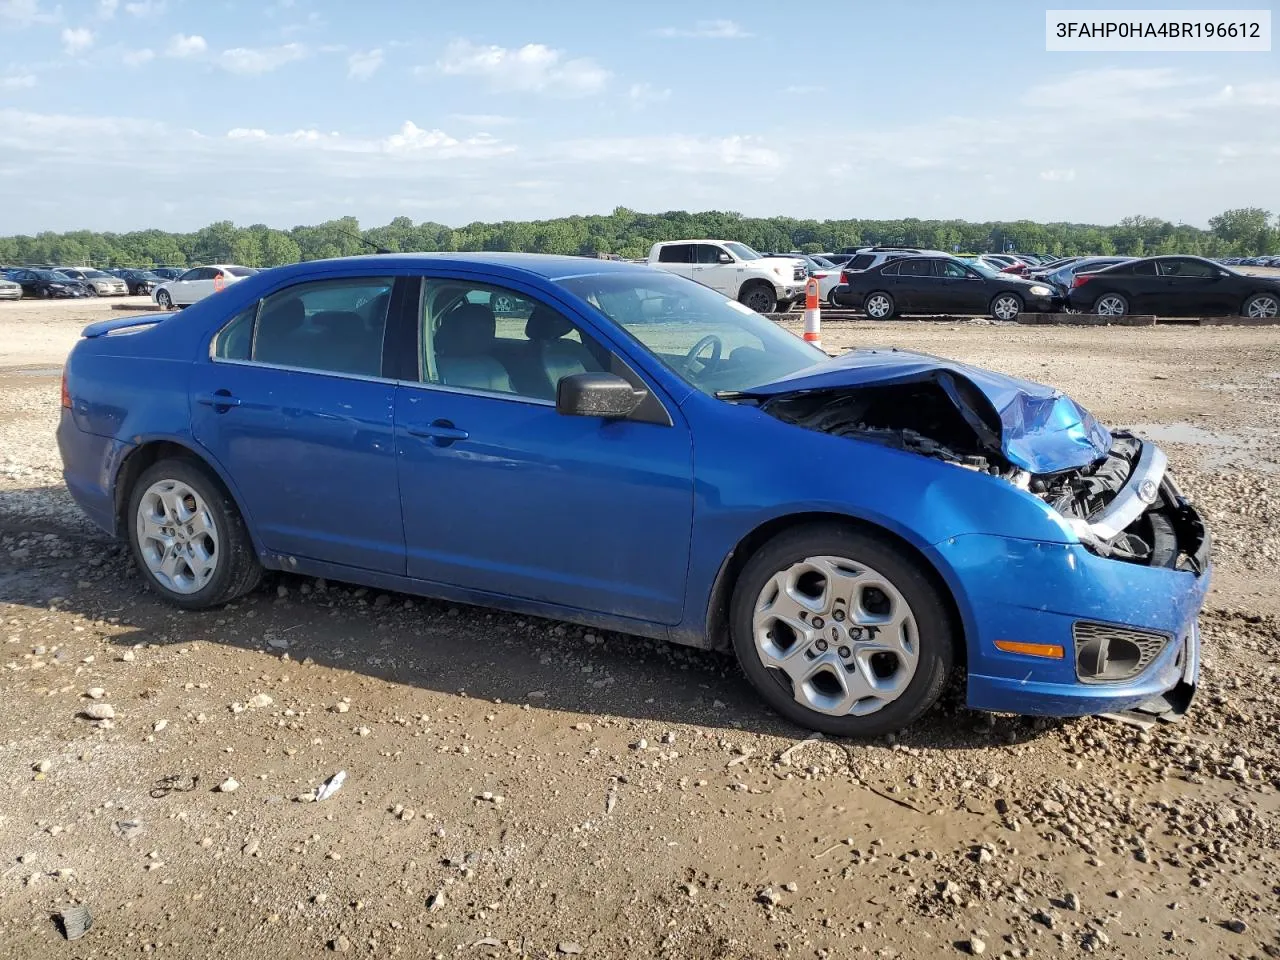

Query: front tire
[1243,293,1279,318]
[127,458,262,610]
[1093,293,1128,317]
[863,291,895,319]
[739,282,778,314]
[156,290,172,310]
[729,525,955,737]
[991,293,1022,321]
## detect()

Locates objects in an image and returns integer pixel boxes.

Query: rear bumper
[56,408,131,536]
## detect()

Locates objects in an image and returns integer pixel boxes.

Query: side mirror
[717,253,733,264]
[556,372,644,420]
[1218,270,1231,278]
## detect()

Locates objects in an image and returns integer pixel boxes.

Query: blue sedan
[57,253,1210,736]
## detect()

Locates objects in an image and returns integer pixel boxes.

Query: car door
[691,243,736,296]
[1156,257,1232,315]
[937,258,989,313]
[169,268,202,305]
[655,243,694,281]
[392,273,694,625]
[189,274,406,573]
[889,258,937,313]
[1096,260,1158,313]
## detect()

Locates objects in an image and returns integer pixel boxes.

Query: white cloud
[122,47,155,66]
[219,42,307,75]
[124,0,165,16]
[223,119,513,159]
[165,34,206,58]
[61,27,95,56]
[1,73,37,90]
[653,19,751,39]
[1039,169,1076,182]
[0,0,56,25]
[347,48,383,80]
[556,134,781,171]
[435,39,610,97]
[628,82,671,107]
[449,113,517,126]
[97,0,118,18]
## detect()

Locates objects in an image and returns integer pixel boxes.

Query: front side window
[1157,258,1215,278]
[419,281,608,402]
[178,269,201,282]
[244,277,393,377]
[556,271,825,396]
[940,260,969,279]
[694,244,727,265]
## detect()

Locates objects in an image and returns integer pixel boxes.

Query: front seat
[525,305,601,398]
[433,302,511,392]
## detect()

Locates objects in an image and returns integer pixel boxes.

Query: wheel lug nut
[816,640,828,652]
[838,646,852,658]
[812,617,825,629]
[832,609,845,622]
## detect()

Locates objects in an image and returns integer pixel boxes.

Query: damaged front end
[737,351,1209,575]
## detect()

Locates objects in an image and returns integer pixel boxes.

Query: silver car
[0,277,22,301]
[57,268,130,296]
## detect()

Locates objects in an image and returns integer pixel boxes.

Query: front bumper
[932,517,1210,719]
[0,288,22,300]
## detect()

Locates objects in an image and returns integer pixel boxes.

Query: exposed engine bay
[756,382,1209,573]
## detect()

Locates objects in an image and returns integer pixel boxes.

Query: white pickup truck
[647,240,806,313]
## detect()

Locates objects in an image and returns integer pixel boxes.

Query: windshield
[555,271,826,395]
[809,255,836,270]
[723,242,762,261]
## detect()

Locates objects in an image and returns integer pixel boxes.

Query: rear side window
[658,244,692,264]
[896,259,934,277]
[847,254,875,270]
[211,277,394,377]
[1129,261,1157,276]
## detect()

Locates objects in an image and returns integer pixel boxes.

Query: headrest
[263,297,305,329]
[525,304,575,341]
[436,302,496,356]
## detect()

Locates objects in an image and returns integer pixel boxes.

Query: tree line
[1,207,1275,269]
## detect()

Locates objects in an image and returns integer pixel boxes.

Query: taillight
[839,271,850,284]
[60,367,71,409]
[1071,274,1094,289]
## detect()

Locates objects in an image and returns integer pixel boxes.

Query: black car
[2,268,91,299]
[149,267,186,281]
[1068,256,1280,319]
[831,255,1061,320]
[115,269,165,295]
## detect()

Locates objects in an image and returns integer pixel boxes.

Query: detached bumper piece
[1100,621,1200,725]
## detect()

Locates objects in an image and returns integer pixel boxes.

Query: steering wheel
[680,334,723,377]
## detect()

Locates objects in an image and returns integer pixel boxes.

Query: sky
[0,0,1277,234]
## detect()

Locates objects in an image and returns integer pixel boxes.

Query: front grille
[1073,621,1169,683]
[793,265,806,282]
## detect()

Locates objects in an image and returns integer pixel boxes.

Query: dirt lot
[2,299,1279,959]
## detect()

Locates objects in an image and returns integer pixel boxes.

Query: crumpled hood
[741,348,1112,474]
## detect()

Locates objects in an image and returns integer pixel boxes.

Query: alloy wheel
[865,294,892,319]
[992,295,1021,320]
[135,479,220,595]
[1246,295,1278,318]
[745,289,775,313]
[751,556,919,717]
[1095,294,1127,317]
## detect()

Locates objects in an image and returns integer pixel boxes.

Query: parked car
[832,255,1061,319]
[116,269,165,296]
[776,254,844,303]
[1040,257,1133,297]
[153,265,259,309]
[1068,256,1280,318]
[0,276,22,300]
[149,267,186,281]
[57,253,1210,735]
[647,241,805,313]
[839,246,946,274]
[56,267,130,296]
[3,268,90,298]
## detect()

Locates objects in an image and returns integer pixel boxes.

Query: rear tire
[729,524,955,737]
[127,458,262,610]
[1094,293,1128,317]
[739,282,778,314]
[863,291,895,319]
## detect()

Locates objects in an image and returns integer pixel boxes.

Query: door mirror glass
[555,372,644,419]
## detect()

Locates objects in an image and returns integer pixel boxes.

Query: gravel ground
[2,301,1279,959]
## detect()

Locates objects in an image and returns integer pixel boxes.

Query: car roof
[248,252,655,284]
